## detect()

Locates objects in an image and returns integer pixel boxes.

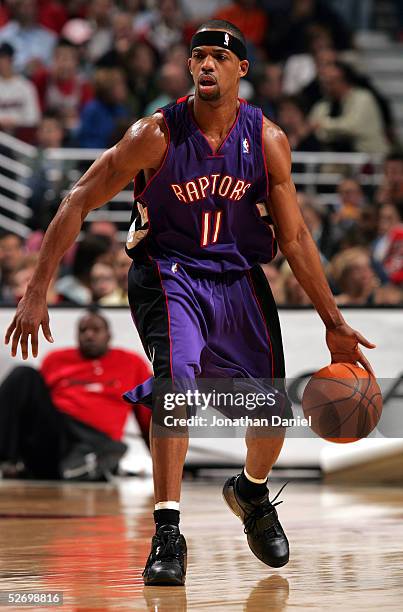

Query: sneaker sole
[144,576,186,586]
[143,555,187,587]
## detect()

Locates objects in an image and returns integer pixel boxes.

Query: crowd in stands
[1,149,403,307]
[0,0,402,306]
[0,0,397,150]
[261,155,403,306]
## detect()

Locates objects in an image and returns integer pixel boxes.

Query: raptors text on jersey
[126,96,277,272]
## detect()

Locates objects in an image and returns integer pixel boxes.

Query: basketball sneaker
[143,524,187,586]
[222,475,289,568]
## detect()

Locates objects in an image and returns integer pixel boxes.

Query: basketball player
[5,20,375,585]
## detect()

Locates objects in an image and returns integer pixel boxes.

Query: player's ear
[239,59,249,78]
[188,58,193,75]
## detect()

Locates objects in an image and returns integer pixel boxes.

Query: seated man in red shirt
[0,309,151,480]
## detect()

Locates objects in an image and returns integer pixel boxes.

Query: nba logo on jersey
[242,137,250,154]
[224,33,229,46]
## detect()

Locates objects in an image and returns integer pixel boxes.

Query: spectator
[168,42,189,66]
[261,263,285,304]
[26,113,74,230]
[282,24,333,95]
[114,248,132,298]
[125,41,159,116]
[277,96,321,152]
[339,204,379,250]
[32,40,93,122]
[0,0,57,72]
[335,178,365,224]
[300,49,394,143]
[328,247,387,305]
[251,63,283,122]
[122,0,151,22]
[372,203,401,269]
[309,61,390,154]
[0,42,41,133]
[90,261,128,305]
[379,203,403,286]
[134,0,184,56]
[378,151,403,206]
[0,0,68,34]
[78,68,131,148]
[7,253,64,305]
[329,247,372,302]
[0,232,25,303]
[348,70,396,147]
[97,11,136,69]
[144,62,191,116]
[299,47,338,113]
[0,309,151,480]
[86,0,114,63]
[55,234,113,304]
[281,263,311,305]
[88,220,119,250]
[9,254,38,304]
[298,193,341,260]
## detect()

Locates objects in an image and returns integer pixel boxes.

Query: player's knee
[8,365,39,381]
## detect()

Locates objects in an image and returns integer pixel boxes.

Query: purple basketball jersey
[126,96,276,272]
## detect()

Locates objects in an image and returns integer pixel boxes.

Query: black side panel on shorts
[128,260,172,380]
[248,264,286,379]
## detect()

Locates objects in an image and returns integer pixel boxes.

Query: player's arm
[5,115,168,359]
[262,118,375,374]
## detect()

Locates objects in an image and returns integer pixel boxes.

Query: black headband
[190,30,247,61]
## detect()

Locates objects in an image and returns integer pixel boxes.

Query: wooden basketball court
[0,477,402,611]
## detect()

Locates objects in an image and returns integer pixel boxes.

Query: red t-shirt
[40,348,151,441]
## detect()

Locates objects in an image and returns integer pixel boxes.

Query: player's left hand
[326,323,376,376]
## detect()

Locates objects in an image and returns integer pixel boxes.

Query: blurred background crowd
[0,0,403,307]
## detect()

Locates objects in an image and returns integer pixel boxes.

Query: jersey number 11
[201,210,223,247]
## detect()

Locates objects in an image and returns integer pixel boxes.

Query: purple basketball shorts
[123,258,291,418]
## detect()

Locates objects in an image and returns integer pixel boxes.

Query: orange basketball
[302,363,383,444]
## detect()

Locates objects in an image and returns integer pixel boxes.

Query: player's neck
[192,94,239,142]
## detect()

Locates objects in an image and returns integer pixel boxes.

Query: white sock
[243,467,268,484]
[154,501,180,511]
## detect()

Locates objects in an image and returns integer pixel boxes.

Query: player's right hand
[326,323,376,376]
[4,294,54,360]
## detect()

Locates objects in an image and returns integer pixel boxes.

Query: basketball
[302,363,383,444]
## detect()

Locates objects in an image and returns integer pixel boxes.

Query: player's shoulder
[126,113,168,147]
[117,112,168,167]
[262,116,292,177]
[262,115,289,148]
